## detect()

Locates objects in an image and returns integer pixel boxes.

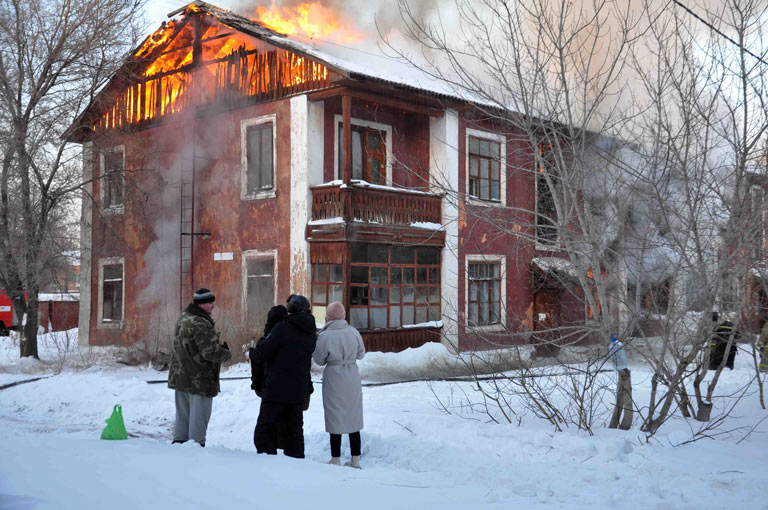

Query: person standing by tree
[314,301,366,468]
[168,288,231,447]
[757,321,768,373]
[253,294,316,458]
[709,312,740,371]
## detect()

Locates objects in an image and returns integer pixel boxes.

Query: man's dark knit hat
[193,288,216,305]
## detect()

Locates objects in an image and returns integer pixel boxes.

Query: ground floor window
[350,243,440,330]
[467,262,501,326]
[311,263,343,323]
[98,257,124,327]
[243,251,275,329]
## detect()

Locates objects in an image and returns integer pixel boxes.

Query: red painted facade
[75,3,590,352]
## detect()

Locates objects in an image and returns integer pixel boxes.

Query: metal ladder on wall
[179,148,195,309]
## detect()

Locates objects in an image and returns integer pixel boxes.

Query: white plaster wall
[430,110,460,351]
[308,100,325,185]
[78,142,93,346]
[290,95,311,296]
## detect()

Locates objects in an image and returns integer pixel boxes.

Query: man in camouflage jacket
[168,288,232,446]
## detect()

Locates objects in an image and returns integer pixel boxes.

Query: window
[98,258,124,327]
[311,264,344,323]
[536,144,559,247]
[337,124,386,184]
[721,273,740,313]
[750,185,765,261]
[465,129,506,205]
[468,136,501,201]
[468,262,501,326]
[347,243,440,330]
[627,279,671,314]
[101,150,124,211]
[243,252,275,328]
[466,254,506,329]
[241,115,276,200]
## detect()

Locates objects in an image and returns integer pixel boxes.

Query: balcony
[307,181,444,245]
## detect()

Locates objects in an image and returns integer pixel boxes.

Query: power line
[672,0,768,66]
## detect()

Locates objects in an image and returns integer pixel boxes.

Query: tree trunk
[609,369,633,430]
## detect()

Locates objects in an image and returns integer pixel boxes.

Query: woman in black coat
[249,305,288,397]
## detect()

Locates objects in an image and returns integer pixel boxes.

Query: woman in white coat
[314,301,366,468]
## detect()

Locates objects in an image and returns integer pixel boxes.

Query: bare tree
[613,0,768,434]
[0,0,146,357]
[392,0,767,436]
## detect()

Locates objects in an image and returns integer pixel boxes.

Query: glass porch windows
[468,262,501,326]
[468,136,501,202]
[348,244,441,330]
[311,263,343,323]
[337,124,386,184]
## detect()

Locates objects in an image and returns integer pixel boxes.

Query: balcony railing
[310,182,442,226]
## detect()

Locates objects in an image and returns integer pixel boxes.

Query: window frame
[750,184,765,261]
[97,257,124,329]
[465,128,506,207]
[310,263,344,324]
[535,143,560,250]
[241,249,277,330]
[465,254,506,331]
[241,114,277,201]
[346,244,441,331]
[333,115,392,186]
[99,146,125,215]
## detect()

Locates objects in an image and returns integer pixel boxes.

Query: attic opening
[85,5,338,137]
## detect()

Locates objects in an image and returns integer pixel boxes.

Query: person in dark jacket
[252,294,317,458]
[249,305,288,397]
[709,312,740,370]
[168,288,232,446]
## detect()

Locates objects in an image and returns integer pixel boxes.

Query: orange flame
[92,6,333,132]
[254,1,363,43]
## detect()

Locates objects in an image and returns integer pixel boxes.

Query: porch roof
[531,257,582,287]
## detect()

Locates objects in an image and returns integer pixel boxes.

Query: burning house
[69,1,591,352]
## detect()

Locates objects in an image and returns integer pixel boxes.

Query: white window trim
[535,156,560,251]
[241,249,278,327]
[99,146,125,215]
[333,115,393,186]
[241,114,278,201]
[465,128,507,208]
[97,257,124,329]
[465,254,506,332]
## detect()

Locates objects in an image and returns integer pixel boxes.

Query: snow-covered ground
[1,330,767,509]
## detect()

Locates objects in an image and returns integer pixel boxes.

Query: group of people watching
[167,288,366,468]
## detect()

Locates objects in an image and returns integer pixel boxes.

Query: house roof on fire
[180,1,481,102]
[68,1,503,140]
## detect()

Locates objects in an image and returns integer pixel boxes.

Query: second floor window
[337,125,386,184]
[103,151,124,209]
[245,122,274,195]
[536,144,559,247]
[750,184,765,261]
[468,136,501,201]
